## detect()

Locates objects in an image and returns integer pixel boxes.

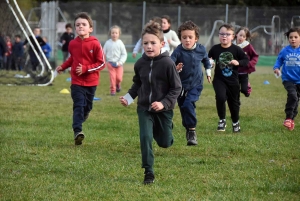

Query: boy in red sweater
[56,12,105,145]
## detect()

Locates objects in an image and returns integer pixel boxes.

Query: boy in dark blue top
[171,20,212,146]
[274,27,300,131]
[12,35,23,71]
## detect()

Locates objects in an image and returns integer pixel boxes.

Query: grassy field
[0,64,299,200]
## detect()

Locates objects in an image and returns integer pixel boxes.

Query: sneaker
[246,82,252,97]
[187,130,198,146]
[283,119,295,131]
[217,119,226,131]
[74,132,85,145]
[143,172,155,184]
[116,84,121,93]
[232,122,240,133]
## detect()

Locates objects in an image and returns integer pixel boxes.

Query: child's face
[236,30,246,44]
[15,37,20,42]
[142,33,164,58]
[110,28,120,41]
[288,31,300,48]
[66,27,73,34]
[219,27,234,47]
[180,30,198,49]
[33,28,41,36]
[161,18,170,31]
[75,18,93,39]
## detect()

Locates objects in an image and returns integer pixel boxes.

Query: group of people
[0,34,24,71]
[0,27,53,72]
[54,12,300,185]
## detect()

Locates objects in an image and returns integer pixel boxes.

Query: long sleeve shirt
[103,39,127,65]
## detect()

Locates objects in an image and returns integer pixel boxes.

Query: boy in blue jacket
[171,20,212,146]
[274,27,300,131]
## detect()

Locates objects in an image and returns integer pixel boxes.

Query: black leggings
[283,81,300,120]
[213,79,240,123]
[239,74,249,96]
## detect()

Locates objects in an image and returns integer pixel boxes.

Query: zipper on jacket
[148,59,153,111]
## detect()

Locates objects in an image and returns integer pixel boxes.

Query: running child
[208,24,249,133]
[161,15,180,55]
[273,27,300,131]
[120,20,182,184]
[234,27,259,97]
[56,12,105,145]
[103,25,127,96]
[171,20,212,146]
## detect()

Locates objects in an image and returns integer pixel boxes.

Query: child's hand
[132,53,137,58]
[76,63,83,76]
[56,66,63,74]
[274,69,280,75]
[151,101,164,111]
[207,76,211,83]
[176,63,184,72]
[119,96,128,106]
[229,60,239,66]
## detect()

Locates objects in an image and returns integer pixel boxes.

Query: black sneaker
[187,130,198,146]
[143,172,155,184]
[232,122,240,133]
[217,119,226,131]
[74,132,85,145]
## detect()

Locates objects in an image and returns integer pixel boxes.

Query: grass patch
[0,65,299,200]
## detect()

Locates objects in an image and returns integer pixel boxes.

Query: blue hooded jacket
[273,45,300,84]
[171,43,211,91]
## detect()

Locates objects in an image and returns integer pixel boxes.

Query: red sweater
[238,43,259,74]
[61,36,105,86]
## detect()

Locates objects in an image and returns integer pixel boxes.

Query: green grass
[0,65,299,200]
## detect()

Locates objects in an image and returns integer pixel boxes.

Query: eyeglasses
[219,33,232,37]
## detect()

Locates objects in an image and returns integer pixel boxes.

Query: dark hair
[219,24,235,32]
[141,20,164,42]
[65,23,72,29]
[235,27,251,41]
[177,20,200,40]
[161,15,172,25]
[15,34,21,38]
[284,27,300,38]
[74,12,93,28]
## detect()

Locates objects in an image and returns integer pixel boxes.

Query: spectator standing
[60,23,75,62]
[12,34,24,71]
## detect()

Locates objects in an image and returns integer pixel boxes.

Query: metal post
[178,6,181,28]
[246,7,248,27]
[142,1,146,30]
[109,3,112,30]
[225,4,228,23]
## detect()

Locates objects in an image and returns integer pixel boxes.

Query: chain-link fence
[56,2,300,56]
[2,1,300,67]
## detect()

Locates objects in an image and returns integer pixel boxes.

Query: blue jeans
[71,84,97,133]
[177,84,203,130]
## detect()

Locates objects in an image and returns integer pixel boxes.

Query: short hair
[109,25,121,35]
[15,34,21,38]
[74,12,93,28]
[65,23,72,29]
[141,20,164,42]
[285,27,300,38]
[235,27,251,41]
[177,20,200,40]
[219,24,235,32]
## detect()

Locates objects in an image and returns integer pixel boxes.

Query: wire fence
[56,2,300,56]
